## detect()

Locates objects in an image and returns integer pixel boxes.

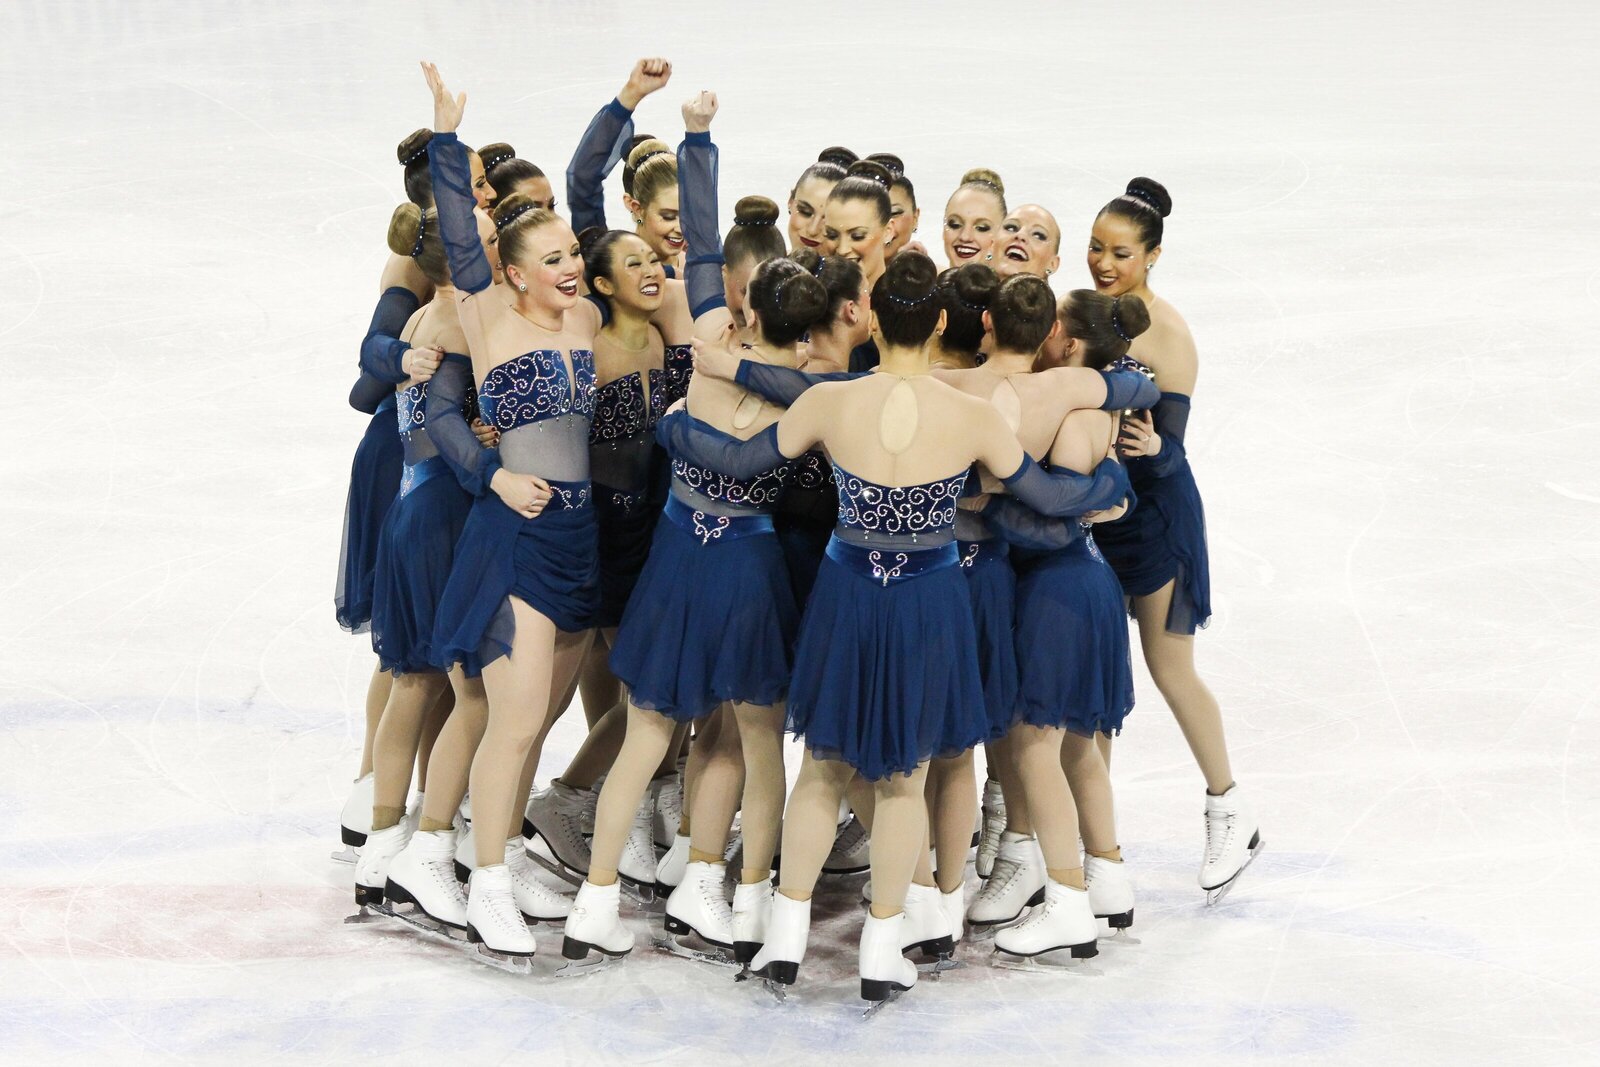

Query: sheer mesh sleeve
[566,98,635,235]
[983,497,1083,550]
[360,287,421,384]
[656,410,787,477]
[425,354,499,496]
[427,133,492,296]
[734,360,856,407]
[678,131,726,320]
[348,372,392,415]
[1143,392,1192,478]
[1000,453,1131,517]
[1100,368,1159,412]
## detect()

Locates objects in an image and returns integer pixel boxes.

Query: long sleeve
[1000,453,1131,517]
[1099,368,1159,412]
[359,287,422,384]
[655,410,787,478]
[1141,392,1192,479]
[427,133,492,296]
[983,497,1084,551]
[348,372,392,415]
[567,98,635,236]
[678,130,725,319]
[734,359,857,407]
[425,354,500,496]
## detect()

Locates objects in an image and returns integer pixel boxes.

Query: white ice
[2,1,1597,1064]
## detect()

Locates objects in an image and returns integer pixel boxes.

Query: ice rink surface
[2,1,1597,1063]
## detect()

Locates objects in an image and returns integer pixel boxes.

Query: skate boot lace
[1204,805,1235,863]
[981,853,1023,902]
[700,878,734,927]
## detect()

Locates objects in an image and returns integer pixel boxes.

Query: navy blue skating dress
[369,354,484,675]
[589,342,694,629]
[788,465,990,781]
[1002,513,1137,738]
[608,414,799,722]
[334,287,420,632]
[955,506,1019,744]
[1092,355,1211,634]
[425,131,600,673]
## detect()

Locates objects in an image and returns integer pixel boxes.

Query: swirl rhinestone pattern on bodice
[648,344,695,422]
[590,373,651,444]
[397,381,430,435]
[832,465,968,536]
[791,449,833,492]
[672,457,793,511]
[478,349,597,432]
[1109,353,1156,381]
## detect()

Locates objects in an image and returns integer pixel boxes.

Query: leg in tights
[417,670,489,829]
[679,712,722,838]
[587,702,678,884]
[1011,724,1084,887]
[846,774,876,832]
[1096,731,1113,771]
[687,705,744,862]
[1060,732,1118,855]
[868,764,932,919]
[414,686,454,793]
[471,598,561,868]
[370,671,449,825]
[776,752,857,902]
[732,701,785,884]
[576,633,619,729]
[989,731,1034,836]
[557,700,626,791]
[1133,579,1234,795]
[358,663,394,778]
[927,750,976,894]
[512,627,594,825]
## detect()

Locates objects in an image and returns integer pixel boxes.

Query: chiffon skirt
[334,397,403,633]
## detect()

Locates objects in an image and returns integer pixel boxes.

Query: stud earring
[518,283,528,292]
[633,216,643,226]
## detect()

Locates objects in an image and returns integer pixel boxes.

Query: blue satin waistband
[399,455,449,498]
[665,493,775,544]
[958,539,1009,570]
[826,537,959,587]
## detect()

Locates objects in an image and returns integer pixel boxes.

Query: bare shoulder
[569,298,603,339]
[691,306,734,344]
[380,253,432,301]
[1136,297,1198,391]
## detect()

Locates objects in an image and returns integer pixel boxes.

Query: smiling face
[943,186,1004,265]
[996,204,1061,280]
[637,187,682,262]
[885,184,920,259]
[1087,213,1157,297]
[820,196,888,284]
[593,233,666,314]
[506,219,583,311]
[788,174,839,251]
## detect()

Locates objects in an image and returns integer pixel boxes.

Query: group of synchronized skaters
[331,57,1263,1007]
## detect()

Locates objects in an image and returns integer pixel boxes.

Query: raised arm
[678,91,725,321]
[567,59,670,234]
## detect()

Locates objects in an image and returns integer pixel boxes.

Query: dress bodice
[478,349,597,431]
[672,456,793,514]
[832,463,968,548]
[650,344,695,421]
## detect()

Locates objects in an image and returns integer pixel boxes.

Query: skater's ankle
[1086,846,1122,863]
[688,848,722,865]
[1047,867,1086,890]
[371,806,404,832]
[911,876,937,890]
[935,875,963,894]
[418,816,452,833]
[677,814,692,835]
[589,869,619,887]
[740,869,770,885]
[1206,781,1236,797]
[776,887,811,904]
[867,902,903,920]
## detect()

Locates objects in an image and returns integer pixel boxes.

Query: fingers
[526,474,552,493]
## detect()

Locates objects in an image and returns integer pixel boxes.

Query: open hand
[492,470,553,518]
[420,62,465,133]
[1117,410,1162,457]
